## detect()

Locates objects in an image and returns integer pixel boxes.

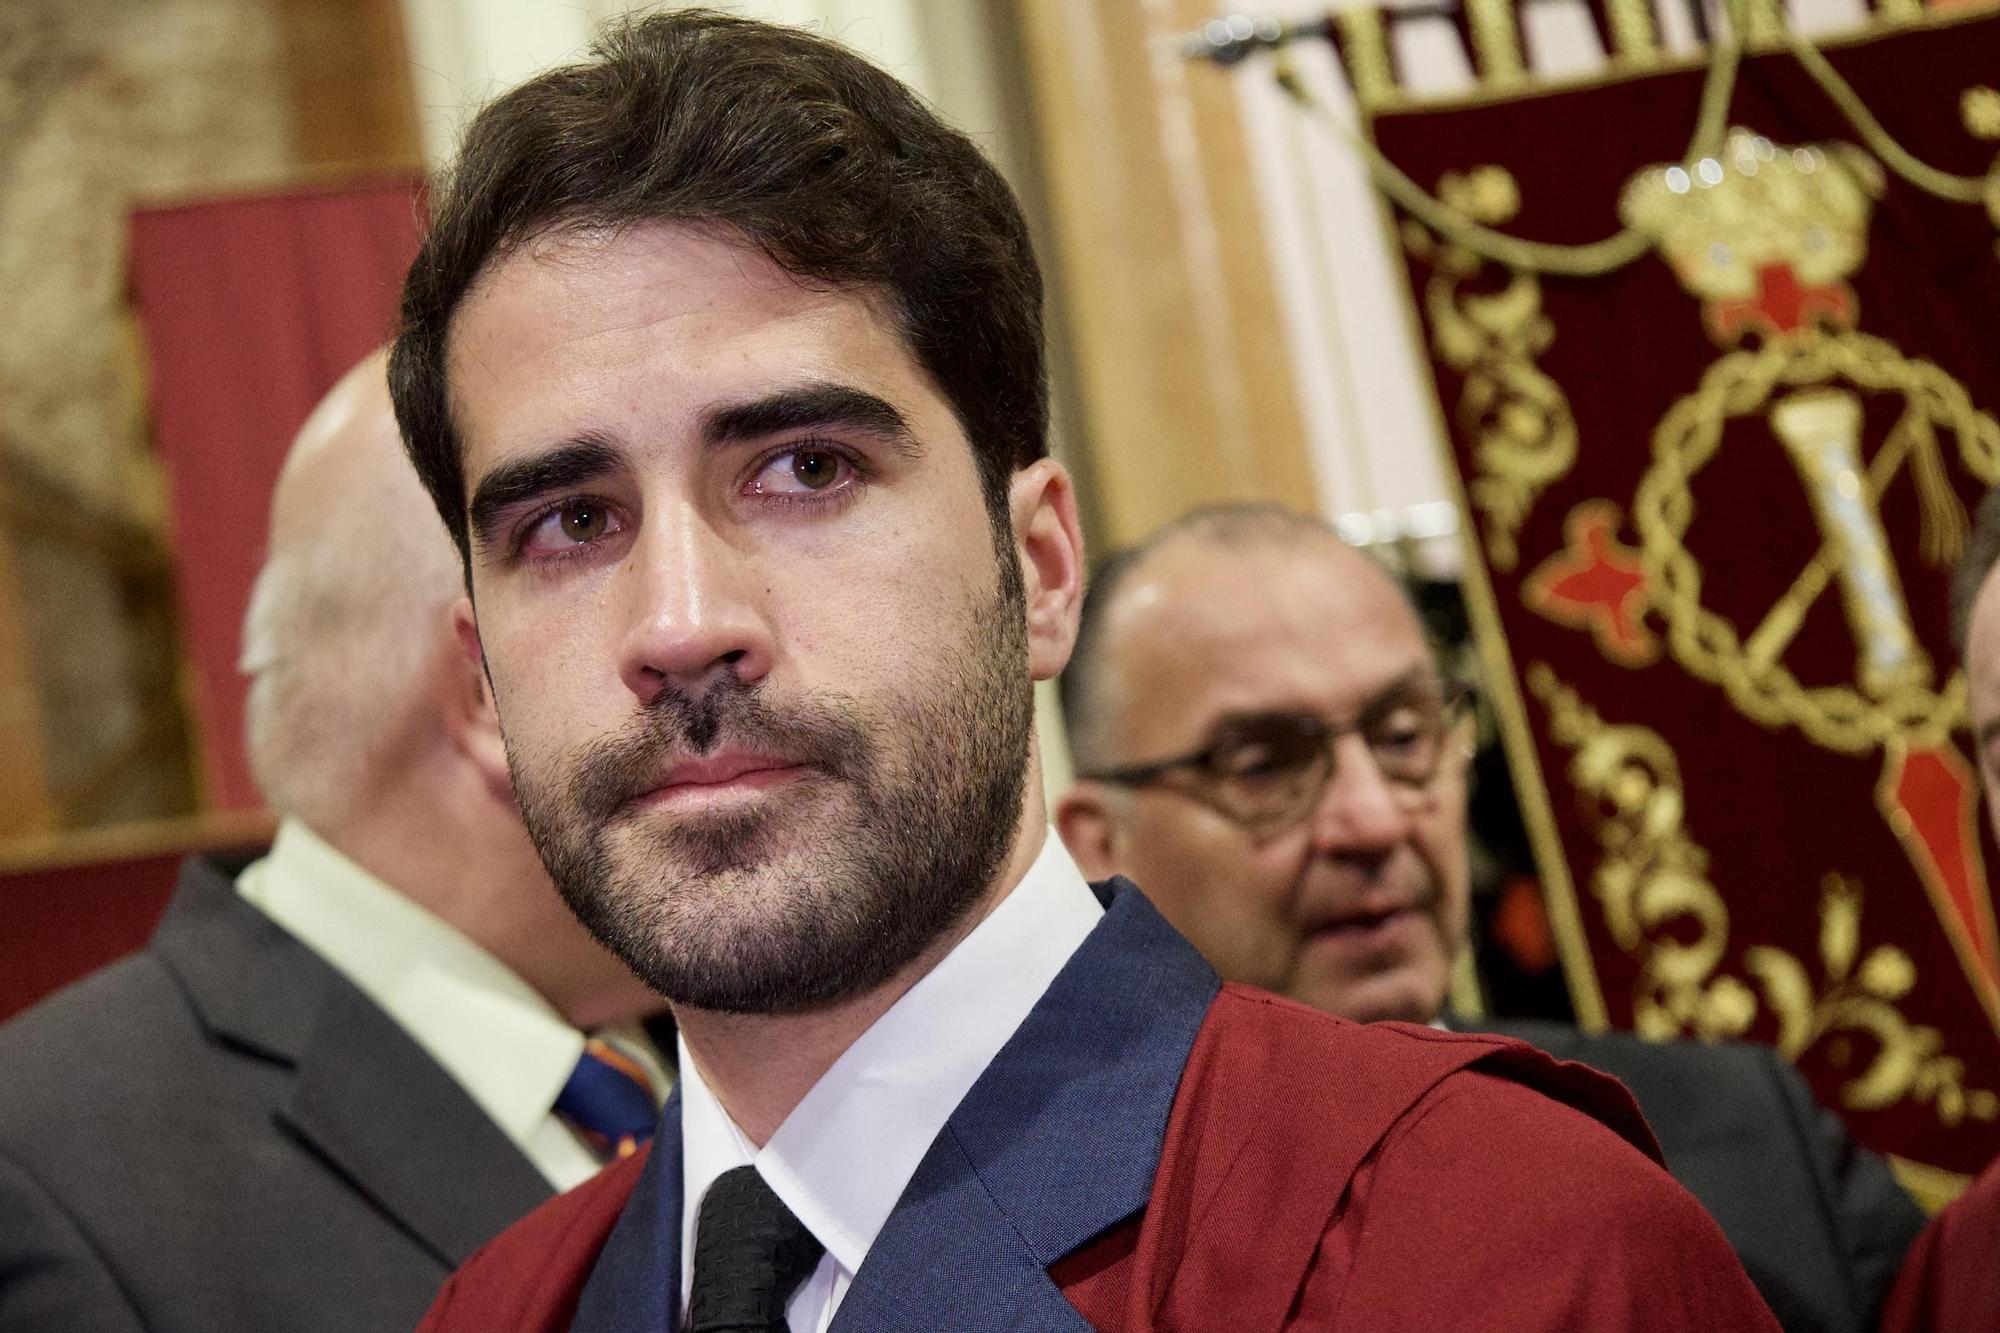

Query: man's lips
[627,753,808,809]
[1302,901,1433,948]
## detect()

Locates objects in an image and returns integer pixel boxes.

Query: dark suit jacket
[1475,1017,1923,1333]
[0,855,558,1333]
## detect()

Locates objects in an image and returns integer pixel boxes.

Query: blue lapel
[832,881,1219,1331]
[570,881,1219,1333]
[572,1091,684,1333]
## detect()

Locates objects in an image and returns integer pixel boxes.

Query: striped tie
[556,1037,659,1162]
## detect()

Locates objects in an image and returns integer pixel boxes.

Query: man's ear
[1054,783,1123,883]
[1008,459,1085,684]
[446,598,513,801]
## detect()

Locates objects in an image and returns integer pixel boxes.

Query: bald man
[1056,503,1923,1333]
[0,355,667,1333]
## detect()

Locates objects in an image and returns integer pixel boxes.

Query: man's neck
[673,818,1050,1147]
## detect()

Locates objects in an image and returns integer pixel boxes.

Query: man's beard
[509,582,1034,1015]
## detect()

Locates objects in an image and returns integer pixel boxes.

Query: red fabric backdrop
[0,822,270,1022]
[128,176,424,811]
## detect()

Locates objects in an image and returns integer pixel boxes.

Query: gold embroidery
[1877,741,2000,1033]
[1530,664,1998,1127]
[1604,0,1661,67]
[1889,1155,1973,1214]
[1738,0,1788,46]
[1617,130,1882,326]
[1405,207,1576,571]
[1744,874,1998,1125]
[1632,332,2000,753]
[1283,1,1997,279]
[1335,7,1395,112]
[1465,0,1527,85]
[1961,86,2000,140]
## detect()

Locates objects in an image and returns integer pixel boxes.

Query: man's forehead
[444,221,923,471]
[1106,534,1431,736]
[464,221,843,319]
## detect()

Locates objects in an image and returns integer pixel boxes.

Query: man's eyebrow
[699,383,923,457]
[1353,667,1443,720]
[1200,668,1442,740]
[1200,707,1320,741]
[467,435,624,550]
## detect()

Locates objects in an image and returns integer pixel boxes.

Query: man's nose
[1305,735,1416,854]
[614,507,774,706]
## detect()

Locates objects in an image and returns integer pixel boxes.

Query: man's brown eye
[791,450,841,490]
[559,502,608,542]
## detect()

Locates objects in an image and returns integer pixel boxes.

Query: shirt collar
[677,830,1104,1294]
[235,818,605,1147]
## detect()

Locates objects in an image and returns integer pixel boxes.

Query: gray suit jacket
[0,855,556,1333]
[1477,1017,1924,1333]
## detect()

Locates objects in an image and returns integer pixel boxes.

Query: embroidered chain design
[1530,662,1997,1126]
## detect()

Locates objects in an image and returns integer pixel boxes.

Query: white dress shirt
[236,817,669,1191]
[676,831,1105,1332]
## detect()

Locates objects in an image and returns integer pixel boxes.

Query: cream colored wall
[399,1,1017,164]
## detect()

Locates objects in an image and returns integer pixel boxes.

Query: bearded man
[393,12,1776,1331]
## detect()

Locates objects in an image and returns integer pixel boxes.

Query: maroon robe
[421,984,1775,1330]
[1879,1155,2000,1332]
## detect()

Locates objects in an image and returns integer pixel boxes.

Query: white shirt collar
[677,830,1103,1317]
[236,817,667,1188]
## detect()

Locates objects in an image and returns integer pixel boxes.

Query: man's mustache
[569,678,868,819]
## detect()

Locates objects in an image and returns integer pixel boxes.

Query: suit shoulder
[1205,985,1632,1111]
[1486,1017,1772,1079]
[1481,1020,1807,1141]
[1378,1067,1750,1265]
[0,948,224,1159]
[1208,982,1524,1059]
[0,951,186,1069]
[1394,1065,1675,1196]
[1335,1067,1776,1329]
[1188,984,1662,1163]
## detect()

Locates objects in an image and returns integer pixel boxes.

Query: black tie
[686,1166,825,1333]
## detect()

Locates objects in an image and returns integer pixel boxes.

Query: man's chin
[605,776,841,875]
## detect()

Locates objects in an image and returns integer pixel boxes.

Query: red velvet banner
[128,177,423,811]
[1368,9,2000,1184]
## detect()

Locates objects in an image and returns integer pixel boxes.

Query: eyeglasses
[1079,681,1476,832]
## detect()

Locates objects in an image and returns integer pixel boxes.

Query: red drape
[128,176,424,811]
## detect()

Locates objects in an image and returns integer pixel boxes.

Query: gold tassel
[1902,406,1968,567]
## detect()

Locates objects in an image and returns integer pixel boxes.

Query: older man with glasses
[1056,502,1921,1333]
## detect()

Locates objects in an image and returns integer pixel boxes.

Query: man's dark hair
[389,9,1046,561]
[1950,486,2000,657]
